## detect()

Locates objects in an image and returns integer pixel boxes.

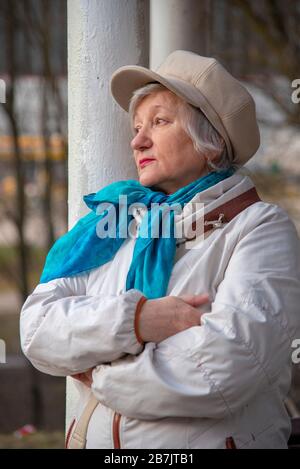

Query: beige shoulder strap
[67,394,99,449]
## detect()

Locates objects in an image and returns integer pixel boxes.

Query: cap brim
[110,65,180,112]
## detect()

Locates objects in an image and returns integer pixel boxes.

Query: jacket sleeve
[20,273,144,377]
[91,207,300,420]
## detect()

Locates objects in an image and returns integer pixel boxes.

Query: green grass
[0,431,65,449]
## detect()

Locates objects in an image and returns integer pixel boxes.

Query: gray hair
[129,83,240,173]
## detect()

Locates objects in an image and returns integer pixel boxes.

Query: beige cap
[110,50,260,166]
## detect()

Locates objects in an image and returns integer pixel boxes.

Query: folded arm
[20,273,144,376]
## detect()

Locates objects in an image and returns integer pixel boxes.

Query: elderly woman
[20,50,300,449]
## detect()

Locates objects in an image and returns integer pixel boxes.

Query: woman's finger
[179,293,210,306]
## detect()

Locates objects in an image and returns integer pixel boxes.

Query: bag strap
[185,186,261,240]
[67,394,99,449]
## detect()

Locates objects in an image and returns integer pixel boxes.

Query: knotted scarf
[40,167,235,298]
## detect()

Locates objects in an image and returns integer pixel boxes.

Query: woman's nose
[131,128,152,151]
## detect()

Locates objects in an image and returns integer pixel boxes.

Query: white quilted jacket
[20,171,300,448]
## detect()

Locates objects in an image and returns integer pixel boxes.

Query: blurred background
[0,0,299,448]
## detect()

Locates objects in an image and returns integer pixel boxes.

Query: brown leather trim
[188,187,261,239]
[113,412,122,449]
[226,436,237,449]
[65,418,76,449]
[134,296,147,345]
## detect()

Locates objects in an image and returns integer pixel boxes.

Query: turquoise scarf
[40,168,235,298]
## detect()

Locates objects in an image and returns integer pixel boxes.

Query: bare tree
[0,0,67,304]
[19,0,68,249]
[1,0,30,303]
[230,0,300,126]
[0,0,67,429]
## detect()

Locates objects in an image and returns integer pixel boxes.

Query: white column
[150,0,209,69]
[67,0,149,428]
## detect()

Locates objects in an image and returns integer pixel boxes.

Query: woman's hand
[70,294,210,384]
[138,293,210,343]
[71,368,94,387]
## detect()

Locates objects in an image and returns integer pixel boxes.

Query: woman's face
[131,90,208,194]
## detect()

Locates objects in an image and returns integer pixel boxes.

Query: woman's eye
[154,118,166,125]
[134,118,167,133]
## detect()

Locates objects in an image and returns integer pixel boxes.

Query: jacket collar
[131,170,255,241]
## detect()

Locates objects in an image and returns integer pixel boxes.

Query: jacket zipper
[113,412,122,448]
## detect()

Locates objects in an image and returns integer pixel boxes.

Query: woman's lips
[139,158,156,168]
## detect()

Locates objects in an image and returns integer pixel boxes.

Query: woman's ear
[205,139,226,169]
